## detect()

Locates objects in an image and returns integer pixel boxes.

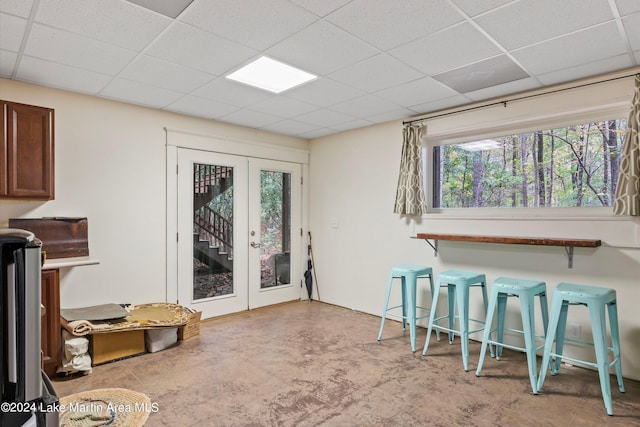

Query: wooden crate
[178,311,201,340]
[90,330,145,365]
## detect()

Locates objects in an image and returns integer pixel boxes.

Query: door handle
[250,241,261,248]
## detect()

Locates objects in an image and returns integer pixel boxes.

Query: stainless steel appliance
[1,229,59,427]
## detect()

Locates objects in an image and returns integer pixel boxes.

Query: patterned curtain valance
[613,75,640,216]
[394,123,427,215]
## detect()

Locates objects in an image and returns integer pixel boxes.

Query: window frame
[422,102,630,220]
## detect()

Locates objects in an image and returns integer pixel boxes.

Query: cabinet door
[41,269,61,378]
[2,100,54,199]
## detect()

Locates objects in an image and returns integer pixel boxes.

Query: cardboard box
[145,328,177,353]
[9,217,89,259]
[90,330,145,365]
[178,311,201,340]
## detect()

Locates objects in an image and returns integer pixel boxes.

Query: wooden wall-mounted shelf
[415,233,601,268]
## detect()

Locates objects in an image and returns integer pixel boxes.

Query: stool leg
[422,279,442,356]
[448,284,456,344]
[552,300,569,375]
[407,272,417,352]
[539,291,549,341]
[589,301,614,415]
[607,301,625,393]
[476,287,498,377]
[496,292,507,360]
[377,271,395,341]
[427,273,441,342]
[538,292,563,392]
[401,277,407,331]
[520,293,539,394]
[456,283,471,371]
[480,280,494,358]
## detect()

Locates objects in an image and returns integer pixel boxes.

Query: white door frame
[165,128,309,309]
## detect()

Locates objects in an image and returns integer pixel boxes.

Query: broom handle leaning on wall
[308,232,320,302]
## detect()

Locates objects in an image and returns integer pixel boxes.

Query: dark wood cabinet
[1,100,55,200]
[41,268,61,378]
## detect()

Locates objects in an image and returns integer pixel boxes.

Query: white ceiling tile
[295,108,356,127]
[329,119,375,132]
[375,77,459,107]
[100,77,183,108]
[164,95,239,119]
[284,78,364,107]
[266,21,379,75]
[0,49,17,76]
[0,13,27,51]
[365,108,417,124]
[180,0,318,51]
[146,23,257,76]
[120,55,214,93]
[220,108,283,128]
[24,24,136,75]
[300,128,336,139]
[409,94,473,116]
[512,22,629,75]
[475,0,614,50]
[35,0,170,51]
[450,0,513,17]
[259,119,320,136]
[331,95,401,119]
[290,0,351,17]
[615,0,640,15]
[391,23,502,76]
[249,97,319,118]
[16,56,112,94]
[328,54,423,92]
[192,77,273,107]
[623,13,640,52]
[536,54,635,86]
[327,0,464,51]
[0,0,34,17]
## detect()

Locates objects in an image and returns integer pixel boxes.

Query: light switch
[329,218,339,229]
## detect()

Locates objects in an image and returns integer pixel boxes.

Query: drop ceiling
[1,0,639,140]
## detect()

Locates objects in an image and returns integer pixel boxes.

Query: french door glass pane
[193,163,234,300]
[260,170,291,289]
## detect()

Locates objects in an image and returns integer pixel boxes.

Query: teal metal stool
[537,283,624,416]
[377,265,439,352]
[475,277,549,393]
[422,269,493,371]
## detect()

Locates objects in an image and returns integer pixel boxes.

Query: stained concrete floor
[53,301,640,426]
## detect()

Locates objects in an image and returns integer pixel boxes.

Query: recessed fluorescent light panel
[226,56,317,94]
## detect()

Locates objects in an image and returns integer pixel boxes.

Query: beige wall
[308,71,640,381]
[0,78,307,308]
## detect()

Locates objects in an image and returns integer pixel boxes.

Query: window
[432,118,627,209]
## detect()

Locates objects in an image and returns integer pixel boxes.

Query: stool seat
[422,269,493,371]
[390,264,434,276]
[549,283,615,301]
[537,282,624,415]
[476,277,548,394]
[378,264,439,352]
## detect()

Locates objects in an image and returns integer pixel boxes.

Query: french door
[176,148,302,319]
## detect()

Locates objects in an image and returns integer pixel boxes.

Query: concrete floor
[53,301,640,426]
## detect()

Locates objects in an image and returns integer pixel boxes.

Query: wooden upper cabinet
[1,100,55,200]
